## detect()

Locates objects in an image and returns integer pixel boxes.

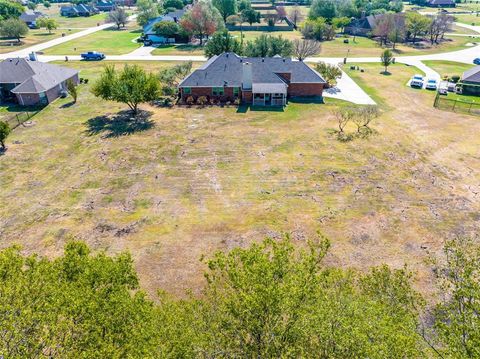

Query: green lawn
[454,13,480,26]
[422,60,474,79]
[44,27,142,55]
[151,44,204,56]
[0,29,79,54]
[38,4,109,28]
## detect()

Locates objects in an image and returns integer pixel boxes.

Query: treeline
[1,235,479,358]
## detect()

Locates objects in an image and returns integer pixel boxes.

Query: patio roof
[252,83,287,94]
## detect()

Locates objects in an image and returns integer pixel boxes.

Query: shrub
[197,96,208,106]
[451,75,460,83]
[233,98,241,105]
[186,96,195,105]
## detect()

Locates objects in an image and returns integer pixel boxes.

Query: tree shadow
[85,109,154,138]
[380,71,392,76]
[0,147,6,156]
[60,101,75,108]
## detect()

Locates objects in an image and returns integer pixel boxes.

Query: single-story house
[95,0,115,12]
[426,0,456,7]
[345,13,404,37]
[19,9,44,28]
[459,65,480,96]
[143,8,186,44]
[178,52,326,106]
[60,4,99,17]
[0,58,79,106]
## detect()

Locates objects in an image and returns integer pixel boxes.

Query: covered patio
[252,83,287,107]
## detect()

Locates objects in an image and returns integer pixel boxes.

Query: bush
[451,75,460,83]
[233,98,241,105]
[197,96,208,106]
[186,96,195,105]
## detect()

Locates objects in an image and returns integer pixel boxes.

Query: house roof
[20,9,44,22]
[349,13,405,31]
[0,58,78,94]
[462,65,480,83]
[179,53,326,88]
[61,3,97,14]
[427,0,455,5]
[143,8,186,33]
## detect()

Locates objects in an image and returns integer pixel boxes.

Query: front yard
[1,60,479,297]
[0,29,79,54]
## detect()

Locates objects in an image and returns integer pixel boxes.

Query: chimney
[242,62,252,90]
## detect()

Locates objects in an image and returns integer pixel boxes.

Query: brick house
[178,53,326,106]
[0,58,79,106]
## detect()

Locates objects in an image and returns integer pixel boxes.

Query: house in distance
[178,52,326,107]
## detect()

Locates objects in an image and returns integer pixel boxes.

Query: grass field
[151,44,204,56]
[1,60,479,297]
[454,13,480,26]
[0,29,78,54]
[44,26,142,55]
[422,60,474,79]
[38,4,109,28]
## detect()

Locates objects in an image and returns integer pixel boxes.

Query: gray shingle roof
[179,53,326,87]
[427,0,455,5]
[0,58,78,94]
[462,65,480,83]
[20,9,44,23]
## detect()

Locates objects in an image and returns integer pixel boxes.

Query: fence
[3,110,40,130]
[433,94,480,116]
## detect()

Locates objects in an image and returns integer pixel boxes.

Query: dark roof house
[19,9,44,27]
[345,13,405,36]
[459,65,480,95]
[60,4,99,17]
[143,8,187,44]
[426,0,456,7]
[0,58,79,106]
[179,52,326,106]
[95,0,115,12]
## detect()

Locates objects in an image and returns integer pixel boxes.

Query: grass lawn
[151,44,204,56]
[44,26,142,55]
[422,60,473,79]
[0,29,79,54]
[230,30,303,42]
[454,13,480,26]
[1,60,479,297]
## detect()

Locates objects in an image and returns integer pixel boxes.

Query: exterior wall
[288,83,324,97]
[462,81,480,96]
[276,72,291,82]
[242,90,252,104]
[15,93,41,106]
[180,86,240,101]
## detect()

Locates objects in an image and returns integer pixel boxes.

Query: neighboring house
[459,65,480,96]
[345,13,404,36]
[95,0,115,12]
[143,8,186,44]
[0,58,79,106]
[425,0,456,7]
[178,52,326,107]
[19,9,44,28]
[60,4,99,17]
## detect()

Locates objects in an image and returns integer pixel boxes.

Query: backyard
[38,3,110,28]
[0,28,79,54]
[1,60,479,298]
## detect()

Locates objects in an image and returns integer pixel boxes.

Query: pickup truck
[80,51,105,61]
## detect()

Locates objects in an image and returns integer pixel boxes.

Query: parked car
[144,39,153,46]
[80,51,105,61]
[425,78,438,90]
[438,81,448,95]
[474,58,480,65]
[410,74,424,88]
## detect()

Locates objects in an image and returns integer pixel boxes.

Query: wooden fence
[4,110,40,130]
[434,93,480,116]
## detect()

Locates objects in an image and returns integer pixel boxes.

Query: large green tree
[92,64,161,115]
[0,0,24,21]
[204,29,242,57]
[406,12,431,43]
[212,0,237,23]
[136,0,160,26]
[0,120,11,150]
[243,33,293,57]
[0,18,28,42]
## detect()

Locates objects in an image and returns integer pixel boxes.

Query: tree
[432,238,480,358]
[153,20,180,37]
[309,0,337,20]
[352,105,379,133]
[92,64,161,115]
[289,5,303,29]
[212,0,236,23]
[36,17,58,33]
[241,8,260,25]
[180,0,223,45]
[27,1,36,10]
[108,7,128,29]
[244,34,293,57]
[238,0,250,11]
[0,242,158,358]
[163,0,184,9]
[315,61,342,86]
[0,120,11,150]
[0,18,28,42]
[66,79,77,103]
[293,38,321,60]
[373,14,395,46]
[406,12,430,43]
[0,0,24,21]
[43,1,51,9]
[226,14,241,25]
[332,16,351,33]
[380,49,393,73]
[427,13,453,44]
[301,18,336,41]
[204,29,242,57]
[136,0,159,26]
[158,61,192,95]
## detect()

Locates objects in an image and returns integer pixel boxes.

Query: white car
[410,74,424,88]
[425,78,438,90]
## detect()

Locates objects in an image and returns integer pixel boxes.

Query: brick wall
[181,87,240,101]
[288,83,324,98]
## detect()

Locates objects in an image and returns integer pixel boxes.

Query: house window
[212,87,224,96]
[233,87,239,97]
[183,87,191,94]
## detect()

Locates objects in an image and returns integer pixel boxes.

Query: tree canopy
[204,29,242,57]
[0,18,28,41]
[0,0,24,21]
